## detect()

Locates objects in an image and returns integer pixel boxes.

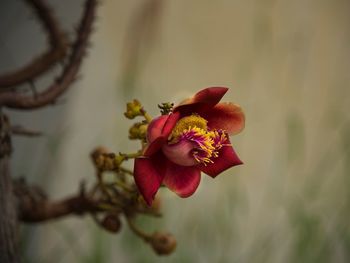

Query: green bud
[158,102,174,115]
[124,99,143,119]
[129,122,148,140]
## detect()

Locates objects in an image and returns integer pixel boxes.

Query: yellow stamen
[169,114,208,142]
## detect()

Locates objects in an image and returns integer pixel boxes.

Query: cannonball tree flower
[134,87,245,205]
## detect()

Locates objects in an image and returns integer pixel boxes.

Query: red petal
[147,112,180,143]
[163,162,201,198]
[144,137,166,156]
[162,112,180,138]
[134,152,167,205]
[145,112,180,156]
[199,138,243,178]
[147,115,168,143]
[202,102,245,135]
[174,87,228,115]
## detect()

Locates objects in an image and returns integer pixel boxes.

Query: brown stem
[17,195,102,223]
[0,0,68,89]
[0,0,98,109]
[13,178,104,223]
[14,178,102,223]
[119,166,133,176]
[125,215,152,241]
[0,114,20,263]
[11,125,42,137]
[0,158,20,263]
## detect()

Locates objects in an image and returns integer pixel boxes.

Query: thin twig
[0,0,68,89]
[0,0,98,109]
[11,125,43,137]
[125,215,152,241]
[119,166,134,176]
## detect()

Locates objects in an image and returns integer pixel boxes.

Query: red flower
[134,87,245,205]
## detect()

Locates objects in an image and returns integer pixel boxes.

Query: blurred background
[1,0,350,262]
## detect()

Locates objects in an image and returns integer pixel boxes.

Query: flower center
[169,114,208,142]
[168,114,229,165]
[181,128,228,165]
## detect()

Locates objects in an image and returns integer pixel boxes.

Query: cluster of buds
[90,147,123,171]
[124,98,153,143]
[83,99,176,256]
[88,144,172,255]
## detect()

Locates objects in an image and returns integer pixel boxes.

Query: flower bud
[124,99,143,119]
[149,232,177,255]
[101,214,122,233]
[128,122,148,140]
[90,147,127,171]
[90,147,110,169]
[158,102,174,115]
[90,146,108,160]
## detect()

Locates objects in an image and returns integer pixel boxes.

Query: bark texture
[0,114,20,263]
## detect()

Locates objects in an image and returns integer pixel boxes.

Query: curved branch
[0,0,97,109]
[14,178,102,223]
[0,0,68,89]
[18,195,101,223]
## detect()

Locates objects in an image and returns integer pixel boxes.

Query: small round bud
[90,148,105,170]
[149,232,177,255]
[128,122,148,140]
[90,147,109,162]
[101,214,122,233]
[124,99,143,119]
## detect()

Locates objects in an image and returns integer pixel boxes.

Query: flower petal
[147,115,168,143]
[162,112,181,138]
[134,152,167,205]
[163,162,201,198]
[178,87,228,107]
[147,112,180,143]
[199,138,243,177]
[162,140,198,166]
[202,102,245,135]
[145,112,181,156]
[144,137,166,156]
[174,87,228,115]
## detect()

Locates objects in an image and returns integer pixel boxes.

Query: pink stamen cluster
[180,127,229,165]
